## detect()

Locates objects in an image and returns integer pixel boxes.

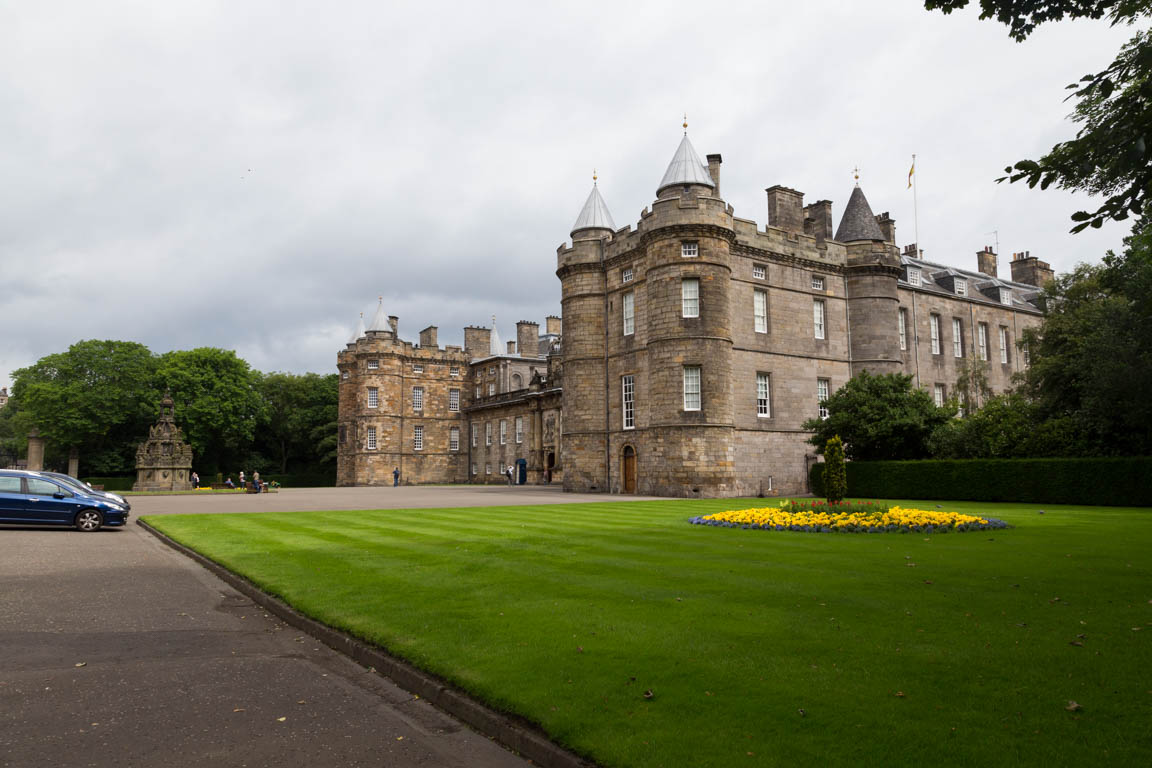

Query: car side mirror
[53,492,67,499]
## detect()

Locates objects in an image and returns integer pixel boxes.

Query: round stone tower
[638,130,737,495]
[834,184,904,376]
[556,178,616,491]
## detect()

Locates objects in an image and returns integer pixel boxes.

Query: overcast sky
[0,1,1135,388]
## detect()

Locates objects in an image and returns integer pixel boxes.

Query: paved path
[0,486,645,767]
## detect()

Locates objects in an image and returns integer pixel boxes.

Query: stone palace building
[337,130,1047,496]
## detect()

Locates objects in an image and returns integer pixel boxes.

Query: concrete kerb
[136,518,596,768]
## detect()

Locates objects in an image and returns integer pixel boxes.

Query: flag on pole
[907,157,915,189]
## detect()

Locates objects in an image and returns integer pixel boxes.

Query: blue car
[0,470,130,531]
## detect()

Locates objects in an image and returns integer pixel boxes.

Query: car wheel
[75,509,103,532]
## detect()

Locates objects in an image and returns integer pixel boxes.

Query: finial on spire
[852,166,860,185]
[683,113,688,134]
[593,168,597,184]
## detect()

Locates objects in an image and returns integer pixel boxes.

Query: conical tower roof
[366,297,389,332]
[571,182,616,236]
[348,312,365,344]
[835,185,886,242]
[657,133,715,195]
[489,318,503,356]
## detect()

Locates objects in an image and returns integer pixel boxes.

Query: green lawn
[144,499,1152,767]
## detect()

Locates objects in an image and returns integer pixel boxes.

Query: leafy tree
[257,372,338,473]
[157,348,266,475]
[9,340,161,474]
[953,358,993,414]
[804,371,956,460]
[823,436,847,502]
[1017,223,1152,454]
[926,1,1152,231]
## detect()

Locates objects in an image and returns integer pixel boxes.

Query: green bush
[838,457,1152,506]
[262,471,334,488]
[809,461,826,498]
[823,436,847,502]
[80,476,135,491]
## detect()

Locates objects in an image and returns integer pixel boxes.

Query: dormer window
[622,267,634,283]
[1000,288,1012,306]
[955,279,967,296]
[681,241,698,258]
[908,268,921,286]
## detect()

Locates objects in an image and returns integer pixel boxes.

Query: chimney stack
[464,326,492,358]
[418,326,438,349]
[766,186,805,233]
[874,212,896,244]
[803,200,833,241]
[545,315,562,336]
[706,154,722,198]
[507,340,516,354]
[1009,251,1054,287]
[516,320,540,358]
[976,246,998,277]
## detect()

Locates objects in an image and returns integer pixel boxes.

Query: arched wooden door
[622,445,637,494]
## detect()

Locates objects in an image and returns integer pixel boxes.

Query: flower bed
[689,500,1010,533]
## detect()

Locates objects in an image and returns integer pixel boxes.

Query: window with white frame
[813,299,826,340]
[1000,288,1012,306]
[934,383,945,407]
[471,463,477,475]
[898,308,908,351]
[817,378,830,419]
[449,389,460,411]
[485,422,492,445]
[954,279,967,296]
[754,289,768,333]
[487,382,495,396]
[367,387,379,408]
[413,364,424,373]
[811,275,825,291]
[930,314,941,354]
[475,385,481,399]
[449,427,460,452]
[622,267,634,283]
[752,264,766,280]
[908,267,921,286]
[366,426,377,450]
[342,371,349,380]
[412,386,424,411]
[999,327,1009,364]
[450,366,460,377]
[623,291,635,335]
[471,423,478,448]
[622,375,635,429]
[489,366,495,375]
[681,241,698,258]
[486,463,491,475]
[367,359,379,370]
[756,373,771,417]
[499,420,507,445]
[682,278,700,318]
[952,318,964,358]
[515,416,523,443]
[683,366,701,411]
[413,425,423,451]
[978,323,988,361]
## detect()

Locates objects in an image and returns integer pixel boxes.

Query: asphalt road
[0,486,637,767]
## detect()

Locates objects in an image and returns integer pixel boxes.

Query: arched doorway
[622,445,637,494]
[545,452,555,484]
[516,458,527,485]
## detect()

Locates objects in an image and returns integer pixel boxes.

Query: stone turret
[1009,251,1053,287]
[836,184,904,376]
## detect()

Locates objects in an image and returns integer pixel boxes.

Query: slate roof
[571,183,616,235]
[366,298,389,332]
[834,185,886,242]
[656,134,715,194]
[900,254,1042,311]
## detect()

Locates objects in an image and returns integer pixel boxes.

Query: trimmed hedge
[80,476,135,492]
[811,457,1152,506]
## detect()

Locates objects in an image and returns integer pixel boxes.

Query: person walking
[393,467,400,487]
[253,470,261,493]
[239,470,245,489]
[506,465,514,487]
[191,471,199,489]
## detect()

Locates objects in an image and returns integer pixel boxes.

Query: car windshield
[42,473,90,493]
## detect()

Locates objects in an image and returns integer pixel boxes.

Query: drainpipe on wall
[602,239,611,494]
[911,291,921,389]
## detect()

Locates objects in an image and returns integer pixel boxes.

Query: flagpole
[912,153,920,256]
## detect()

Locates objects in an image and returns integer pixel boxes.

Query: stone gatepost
[26,429,45,471]
[68,448,80,478]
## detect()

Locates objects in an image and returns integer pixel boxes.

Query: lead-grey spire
[834,185,886,242]
[570,178,616,236]
[657,132,715,196]
[366,297,389,333]
[348,312,365,344]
